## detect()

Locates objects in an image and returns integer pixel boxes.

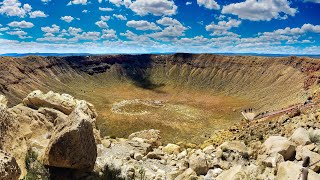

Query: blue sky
[0,0,319,54]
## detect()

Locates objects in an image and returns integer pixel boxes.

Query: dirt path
[255,102,318,120]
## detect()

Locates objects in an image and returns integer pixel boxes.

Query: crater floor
[0,54,316,144]
[63,82,254,144]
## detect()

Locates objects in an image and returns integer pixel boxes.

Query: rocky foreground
[1,91,320,179]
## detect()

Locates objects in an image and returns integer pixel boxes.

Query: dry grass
[62,79,251,144]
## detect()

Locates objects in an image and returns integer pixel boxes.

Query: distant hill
[1,52,320,58]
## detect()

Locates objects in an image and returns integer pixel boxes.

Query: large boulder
[23,90,97,117]
[189,150,209,175]
[258,153,284,168]
[290,127,311,146]
[128,129,161,147]
[204,168,223,179]
[276,161,320,180]
[216,165,259,180]
[295,146,320,171]
[218,141,248,154]
[0,150,21,180]
[38,107,68,126]
[163,143,181,155]
[43,101,97,170]
[259,136,296,160]
[175,168,197,180]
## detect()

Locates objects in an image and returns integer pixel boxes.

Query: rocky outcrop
[290,127,311,146]
[23,90,80,115]
[188,149,209,175]
[0,91,100,178]
[43,101,97,170]
[0,150,21,180]
[259,136,296,160]
[277,161,320,180]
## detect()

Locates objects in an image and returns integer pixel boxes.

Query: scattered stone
[134,153,143,161]
[259,136,296,160]
[259,153,284,168]
[128,129,161,147]
[175,168,197,180]
[163,143,181,155]
[203,145,215,155]
[189,150,209,175]
[277,161,320,180]
[288,109,301,118]
[216,165,259,180]
[290,127,311,146]
[295,146,320,171]
[204,168,223,179]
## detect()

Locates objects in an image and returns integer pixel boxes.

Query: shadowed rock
[43,101,97,170]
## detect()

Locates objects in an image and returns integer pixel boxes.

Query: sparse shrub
[139,167,146,180]
[309,133,320,144]
[24,148,50,180]
[258,134,264,141]
[241,152,250,160]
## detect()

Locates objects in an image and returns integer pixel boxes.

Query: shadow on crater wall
[65,54,166,92]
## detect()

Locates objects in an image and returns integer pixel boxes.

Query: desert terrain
[1,54,320,179]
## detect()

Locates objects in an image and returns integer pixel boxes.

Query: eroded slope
[0,54,317,143]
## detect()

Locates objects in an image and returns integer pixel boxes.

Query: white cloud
[29,10,48,18]
[68,0,87,5]
[61,16,74,23]
[37,36,67,42]
[99,7,113,11]
[206,19,242,36]
[0,0,32,17]
[126,20,161,31]
[7,30,26,36]
[0,27,9,31]
[74,32,101,40]
[7,30,31,39]
[197,0,220,10]
[41,24,60,33]
[23,4,32,12]
[129,0,177,16]
[108,0,131,7]
[8,20,34,28]
[120,30,153,42]
[82,9,89,13]
[41,0,51,3]
[98,0,103,3]
[222,0,297,21]
[186,2,192,5]
[95,20,108,28]
[113,14,127,20]
[150,17,188,41]
[44,33,54,37]
[101,16,110,21]
[156,17,183,26]
[262,24,320,36]
[109,0,122,7]
[68,27,82,35]
[101,29,117,40]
